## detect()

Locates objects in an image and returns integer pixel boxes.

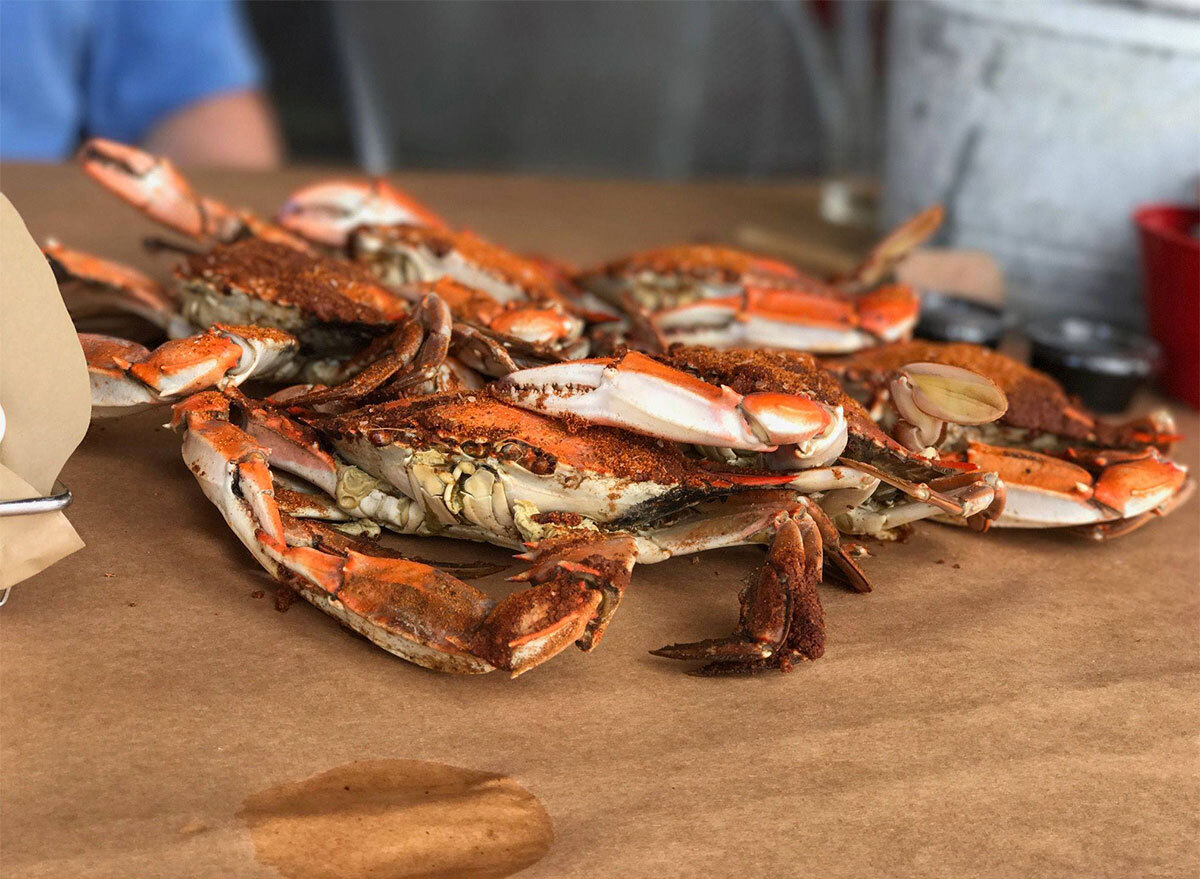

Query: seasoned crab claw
[277,179,448,247]
[43,239,193,337]
[652,513,826,675]
[889,361,1008,449]
[497,350,838,453]
[173,394,640,676]
[956,442,1190,536]
[78,138,312,251]
[81,325,302,417]
[78,138,239,241]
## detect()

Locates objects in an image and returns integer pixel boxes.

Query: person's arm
[143,89,282,169]
[87,1,282,168]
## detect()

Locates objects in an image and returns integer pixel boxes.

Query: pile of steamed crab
[50,139,1194,677]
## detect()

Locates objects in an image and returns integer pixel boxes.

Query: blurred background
[2,0,1198,404]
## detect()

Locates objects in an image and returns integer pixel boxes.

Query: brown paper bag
[0,193,90,588]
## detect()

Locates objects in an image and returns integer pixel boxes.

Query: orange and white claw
[497,349,841,455]
[854,284,920,342]
[277,179,449,248]
[77,138,241,241]
[652,284,918,354]
[959,442,1190,531]
[45,240,193,337]
[81,325,301,418]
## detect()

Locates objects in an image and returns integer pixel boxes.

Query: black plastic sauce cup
[1026,317,1160,414]
[915,291,1009,348]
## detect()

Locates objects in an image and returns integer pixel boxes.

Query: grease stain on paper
[240,759,553,879]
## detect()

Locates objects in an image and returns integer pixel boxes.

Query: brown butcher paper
[1,165,1197,879]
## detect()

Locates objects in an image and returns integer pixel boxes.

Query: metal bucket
[881,0,1200,328]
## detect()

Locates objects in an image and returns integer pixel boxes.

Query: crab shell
[826,341,1167,448]
[175,238,409,358]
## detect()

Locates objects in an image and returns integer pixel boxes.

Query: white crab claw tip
[740,393,831,445]
[900,362,1008,426]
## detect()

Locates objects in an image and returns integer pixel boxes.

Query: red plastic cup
[1134,204,1199,409]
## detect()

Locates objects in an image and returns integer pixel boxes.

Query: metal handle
[0,481,73,517]
[0,481,74,608]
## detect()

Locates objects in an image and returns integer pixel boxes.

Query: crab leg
[652,513,826,675]
[81,325,303,417]
[274,293,454,412]
[839,204,944,291]
[498,350,840,454]
[172,393,638,676]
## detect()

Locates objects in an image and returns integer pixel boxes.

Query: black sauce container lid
[915,291,1010,348]
[1025,317,1161,414]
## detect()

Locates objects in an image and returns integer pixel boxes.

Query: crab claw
[890,362,1008,449]
[78,138,240,241]
[497,350,834,453]
[81,325,301,417]
[277,179,448,247]
[488,306,583,346]
[855,284,920,341]
[44,239,194,337]
[1090,452,1189,519]
[959,442,1189,532]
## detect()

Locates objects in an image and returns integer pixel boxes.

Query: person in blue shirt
[1,0,282,167]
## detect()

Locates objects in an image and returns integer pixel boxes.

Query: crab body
[575,207,943,356]
[826,341,1192,537]
[171,384,864,676]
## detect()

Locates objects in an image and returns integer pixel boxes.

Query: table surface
[2,164,1198,879]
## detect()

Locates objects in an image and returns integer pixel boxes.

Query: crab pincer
[81,325,303,417]
[276,179,449,248]
[496,350,840,454]
[77,137,312,250]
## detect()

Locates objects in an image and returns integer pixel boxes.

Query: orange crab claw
[78,138,238,240]
[1090,453,1188,517]
[498,350,839,453]
[82,326,302,417]
[488,306,581,345]
[277,179,448,247]
[961,441,1191,530]
[844,205,944,290]
[855,284,920,340]
[45,239,181,329]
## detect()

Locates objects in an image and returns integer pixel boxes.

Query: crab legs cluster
[53,138,1193,677]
